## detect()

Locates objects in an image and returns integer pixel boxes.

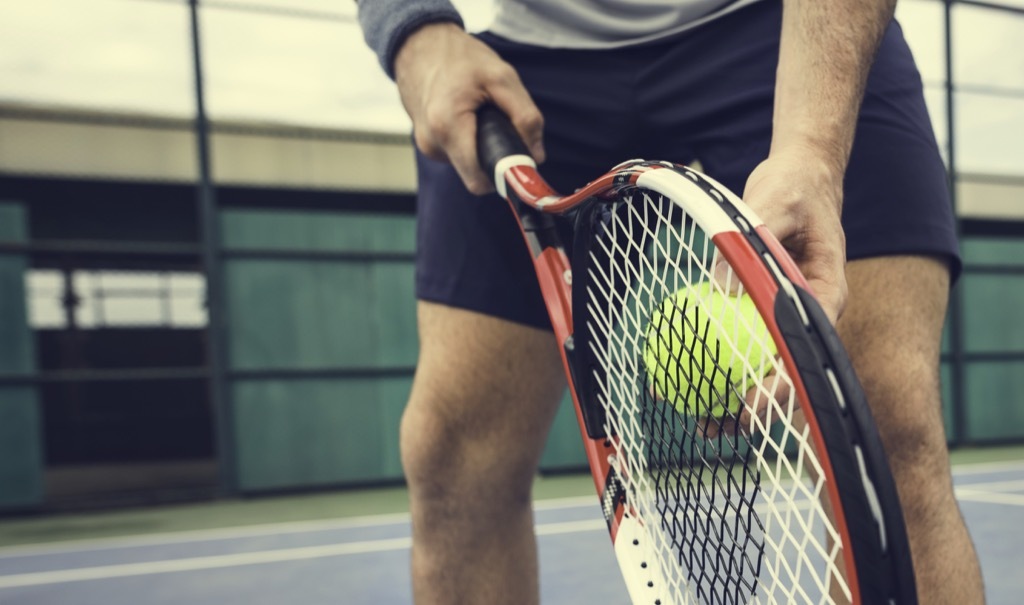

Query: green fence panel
[0,388,44,508]
[225,259,416,370]
[965,361,1024,442]
[0,202,44,509]
[234,377,410,491]
[539,391,587,471]
[960,273,1024,353]
[222,208,418,491]
[222,209,415,254]
[962,236,1024,265]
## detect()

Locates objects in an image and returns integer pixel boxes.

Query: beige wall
[0,104,416,194]
[3,104,1024,218]
[958,174,1024,221]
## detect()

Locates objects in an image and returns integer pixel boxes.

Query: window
[26,269,207,330]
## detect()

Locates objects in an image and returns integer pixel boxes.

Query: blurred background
[0,0,1023,515]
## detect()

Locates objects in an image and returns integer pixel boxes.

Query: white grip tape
[493,154,536,200]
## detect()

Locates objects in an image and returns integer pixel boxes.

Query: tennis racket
[476,105,917,604]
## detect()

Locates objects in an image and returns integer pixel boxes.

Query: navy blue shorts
[415,0,960,330]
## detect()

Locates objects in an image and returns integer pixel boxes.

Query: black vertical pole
[189,0,235,493]
[944,0,968,447]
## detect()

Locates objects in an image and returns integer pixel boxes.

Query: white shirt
[489,0,763,48]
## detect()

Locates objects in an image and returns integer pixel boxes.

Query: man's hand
[758,0,894,322]
[742,143,848,323]
[705,143,849,440]
[393,23,544,195]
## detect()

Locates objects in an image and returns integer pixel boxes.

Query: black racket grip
[476,104,531,188]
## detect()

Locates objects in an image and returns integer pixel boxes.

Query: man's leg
[837,255,984,603]
[402,301,567,605]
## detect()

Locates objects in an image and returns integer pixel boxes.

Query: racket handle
[476,104,532,185]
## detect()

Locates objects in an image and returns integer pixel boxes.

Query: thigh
[402,301,568,492]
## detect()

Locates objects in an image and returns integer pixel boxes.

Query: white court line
[0,496,599,559]
[954,478,1024,492]
[953,473,1024,507]
[0,519,610,590]
[0,513,411,559]
[950,458,1024,477]
[954,489,1024,507]
[4,471,1015,591]
[2,458,1021,561]
[533,496,601,511]
[0,537,413,590]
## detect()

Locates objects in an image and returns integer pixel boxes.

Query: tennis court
[1,451,1022,605]
[2,2,1024,605]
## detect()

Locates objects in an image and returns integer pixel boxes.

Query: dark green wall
[4,200,1017,498]
[219,207,1024,491]
[222,209,417,491]
[0,202,44,509]
[954,237,1024,442]
[220,207,590,492]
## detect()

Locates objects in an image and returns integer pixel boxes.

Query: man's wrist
[771,123,854,176]
[394,22,464,83]
[357,0,464,79]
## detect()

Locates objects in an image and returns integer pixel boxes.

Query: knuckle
[466,177,491,196]
[485,62,517,83]
[413,130,443,160]
[515,109,544,134]
[422,108,449,140]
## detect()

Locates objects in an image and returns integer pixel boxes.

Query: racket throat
[615,513,678,605]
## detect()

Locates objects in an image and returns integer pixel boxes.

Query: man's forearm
[773,0,897,172]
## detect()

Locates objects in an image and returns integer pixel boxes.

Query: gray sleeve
[357,0,465,79]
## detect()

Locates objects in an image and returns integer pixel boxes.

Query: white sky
[0,0,1022,174]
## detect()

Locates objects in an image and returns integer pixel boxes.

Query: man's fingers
[489,78,545,163]
[738,370,793,434]
[711,253,743,295]
[698,367,793,440]
[806,276,846,324]
[797,240,848,323]
[449,111,494,195]
[510,106,545,163]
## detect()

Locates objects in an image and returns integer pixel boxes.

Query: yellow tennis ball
[642,282,777,418]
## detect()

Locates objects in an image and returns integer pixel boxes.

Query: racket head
[569,164,917,605]
[474,105,916,604]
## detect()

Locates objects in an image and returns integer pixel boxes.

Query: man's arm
[775,0,896,168]
[743,0,896,323]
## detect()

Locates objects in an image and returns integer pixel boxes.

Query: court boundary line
[0,514,410,559]
[0,519,610,590]
[953,478,1024,492]
[955,489,1024,507]
[950,458,1024,476]
[0,497,599,559]
[1,458,1021,560]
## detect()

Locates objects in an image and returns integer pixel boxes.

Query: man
[358,0,984,603]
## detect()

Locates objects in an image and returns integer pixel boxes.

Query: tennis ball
[642,282,777,418]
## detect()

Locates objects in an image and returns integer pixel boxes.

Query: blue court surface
[1,460,1022,605]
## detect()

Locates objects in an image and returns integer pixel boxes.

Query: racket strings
[582,190,851,604]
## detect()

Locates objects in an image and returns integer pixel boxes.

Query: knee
[865,373,946,465]
[857,362,955,511]
[399,394,535,509]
